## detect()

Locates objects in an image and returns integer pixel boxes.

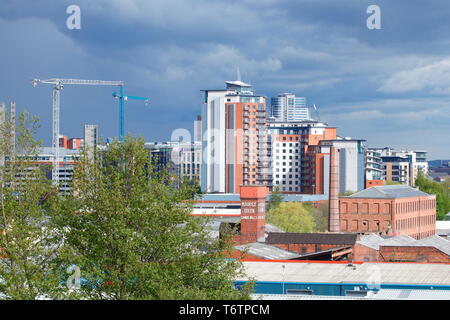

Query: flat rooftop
[237,261,450,286]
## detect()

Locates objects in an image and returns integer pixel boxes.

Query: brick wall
[270,243,340,255]
[353,244,380,262]
[379,246,450,263]
[239,186,268,245]
[339,195,436,239]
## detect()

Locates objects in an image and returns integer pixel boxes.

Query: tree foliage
[267,185,284,212]
[385,180,402,185]
[305,202,329,232]
[59,136,250,300]
[0,111,69,299]
[415,172,450,220]
[0,114,250,300]
[267,202,315,233]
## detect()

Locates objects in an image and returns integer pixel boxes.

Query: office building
[365,149,384,188]
[145,141,201,182]
[194,115,202,142]
[369,147,428,186]
[271,93,309,122]
[319,138,366,194]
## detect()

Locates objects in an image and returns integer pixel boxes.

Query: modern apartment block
[176,141,201,182]
[270,93,309,122]
[33,147,81,193]
[145,141,201,182]
[369,147,428,186]
[201,77,271,193]
[319,138,366,194]
[365,149,384,188]
[193,115,202,143]
[266,120,337,193]
[59,135,83,150]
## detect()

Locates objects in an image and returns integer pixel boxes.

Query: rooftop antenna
[236,66,241,82]
[313,104,321,121]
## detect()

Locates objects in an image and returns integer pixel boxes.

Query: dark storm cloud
[0,0,449,158]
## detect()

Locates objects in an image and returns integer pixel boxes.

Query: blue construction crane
[112,86,149,141]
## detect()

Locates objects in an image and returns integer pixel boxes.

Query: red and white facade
[201,78,271,194]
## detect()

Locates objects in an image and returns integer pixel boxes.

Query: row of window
[340,202,391,214]
[275,168,300,173]
[274,149,299,154]
[395,215,435,230]
[395,200,435,213]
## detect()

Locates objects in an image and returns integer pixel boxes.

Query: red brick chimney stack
[329,146,340,232]
[239,185,268,244]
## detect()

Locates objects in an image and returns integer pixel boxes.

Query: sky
[0,0,449,159]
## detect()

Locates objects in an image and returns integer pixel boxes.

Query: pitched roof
[345,185,430,199]
[234,242,302,260]
[266,232,358,245]
[356,234,385,250]
[378,234,417,246]
[357,234,450,257]
[415,235,450,256]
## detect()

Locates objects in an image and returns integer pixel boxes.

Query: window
[286,289,313,295]
[345,290,368,297]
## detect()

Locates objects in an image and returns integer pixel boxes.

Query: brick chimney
[329,146,340,232]
[239,185,268,244]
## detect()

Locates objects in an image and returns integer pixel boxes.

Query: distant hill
[429,160,450,168]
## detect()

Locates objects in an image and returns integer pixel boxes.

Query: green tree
[60,136,250,300]
[267,202,315,233]
[339,190,356,196]
[415,172,450,220]
[385,180,402,185]
[305,202,329,232]
[267,185,284,212]
[0,111,69,299]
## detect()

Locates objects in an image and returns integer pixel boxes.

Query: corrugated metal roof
[358,234,450,257]
[251,289,450,300]
[378,234,417,246]
[251,294,386,300]
[234,242,302,260]
[238,261,450,286]
[372,289,450,300]
[346,185,430,199]
[415,235,450,256]
[356,234,385,250]
[266,232,358,245]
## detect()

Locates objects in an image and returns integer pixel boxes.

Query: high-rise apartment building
[201,77,271,193]
[145,141,201,183]
[270,93,309,122]
[84,125,98,149]
[266,120,336,193]
[365,149,383,188]
[84,124,99,160]
[319,138,366,194]
[194,115,202,143]
[369,147,428,186]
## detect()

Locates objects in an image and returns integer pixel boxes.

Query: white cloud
[378,58,450,94]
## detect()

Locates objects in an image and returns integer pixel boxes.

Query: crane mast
[32,78,124,187]
[112,88,149,141]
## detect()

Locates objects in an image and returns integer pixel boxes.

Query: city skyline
[1,1,450,159]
